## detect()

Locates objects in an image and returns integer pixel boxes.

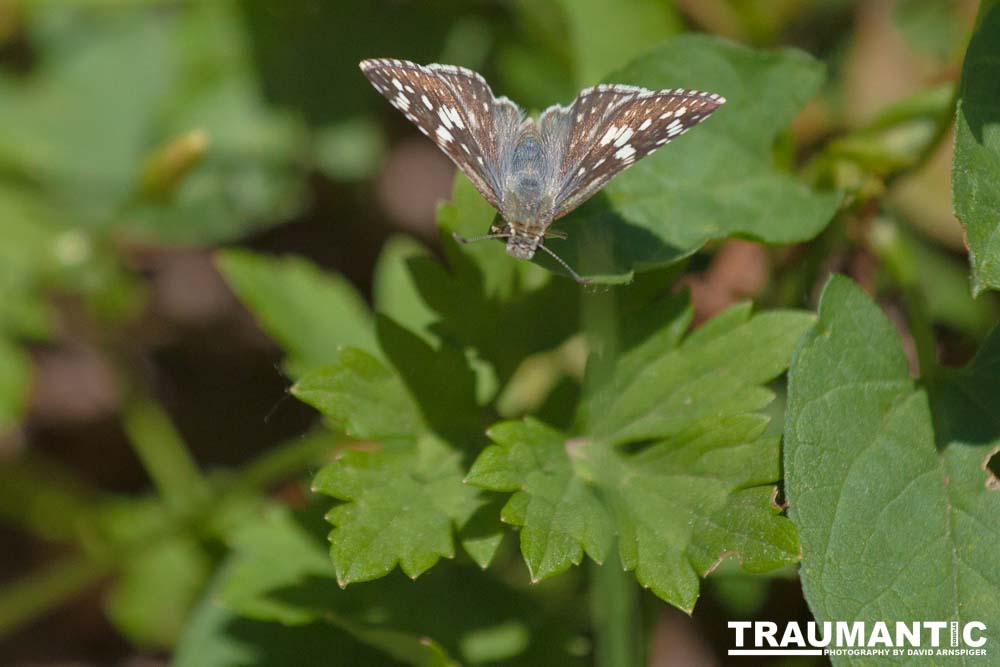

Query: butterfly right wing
[541,83,725,220]
[360,59,523,211]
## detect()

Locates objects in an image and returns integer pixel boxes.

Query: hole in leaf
[985,446,1000,491]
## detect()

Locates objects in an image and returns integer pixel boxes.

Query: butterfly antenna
[452,231,509,244]
[537,243,593,286]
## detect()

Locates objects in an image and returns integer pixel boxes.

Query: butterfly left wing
[360,59,523,211]
[539,84,725,220]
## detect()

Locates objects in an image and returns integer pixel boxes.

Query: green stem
[0,556,110,639]
[590,548,642,667]
[235,430,340,492]
[868,219,939,382]
[122,398,209,512]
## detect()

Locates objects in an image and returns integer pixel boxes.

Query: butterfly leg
[545,229,568,240]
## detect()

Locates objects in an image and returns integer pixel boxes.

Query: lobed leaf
[469,302,808,611]
[313,435,482,585]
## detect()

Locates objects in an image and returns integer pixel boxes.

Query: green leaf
[212,505,587,666]
[104,536,211,648]
[785,275,1000,664]
[176,570,416,667]
[292,349,421,441]
[468,301,809,612]
[413,176,581,385]
[583,302,815,445]
[953,1,1000,294]
[467,419,614,582]
[373,235,438,339]
[216,249,375,377]
[312,435,482,585]
[549,35,840,282]
[376,315,483,449]
[0,8,174,223]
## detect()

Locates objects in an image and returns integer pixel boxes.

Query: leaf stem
[122,399,210,513]
[590,548,642,667]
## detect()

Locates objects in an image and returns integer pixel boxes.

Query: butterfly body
[360,58,725,282]
[502,131,558,259]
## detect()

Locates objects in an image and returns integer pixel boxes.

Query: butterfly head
[504,229,542,260]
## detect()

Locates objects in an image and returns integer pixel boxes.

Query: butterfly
[360,58,725,284]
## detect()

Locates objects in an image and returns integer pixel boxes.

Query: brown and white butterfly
[361,58,725,283]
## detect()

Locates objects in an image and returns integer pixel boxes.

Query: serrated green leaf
[376,315,483,448]
[292,349,421,441]
[216,249,375,377]
[467,419,614,582]
[953,1,1000,294]
[313,436,482,585]
[469,303,807,611]
[785,275,1000,665]
[546,35,840,282]
[584,301,815,445]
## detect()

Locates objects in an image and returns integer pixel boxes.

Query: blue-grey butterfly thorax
[500,132,557,259]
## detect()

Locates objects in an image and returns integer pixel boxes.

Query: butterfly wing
[360,59,523,211]
[540,84,725,220]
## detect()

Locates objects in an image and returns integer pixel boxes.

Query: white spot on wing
[615,144,636,161]
[599,126,619,146]
[446,106,464,129]
[422,95,433,110]
[613,127,634,148]
[639,118,652,130]
[438,107,453,130]
[436,126,454,143]
[392,78,404,91]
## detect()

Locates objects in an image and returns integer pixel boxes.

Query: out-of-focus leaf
[175,573,407,667]
[211,505,588,666]
[313,117,386,182]
[953,1,1000,295]
[555,0,682,86]
[0,4,309,244]
[823,83,954,176]
[785,276,1000,666]
[373,235,437,341]
[893,0,962,61]
[239,0,458,125]
[0,338,30,436]
[468,300,810,612]
[546,35,840,283]
[0,9,174,223]
[127,3,309,243]
[216,249,375,377]
[104,536,211,648]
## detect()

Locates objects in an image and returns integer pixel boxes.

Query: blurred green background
[0,0,989,665]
